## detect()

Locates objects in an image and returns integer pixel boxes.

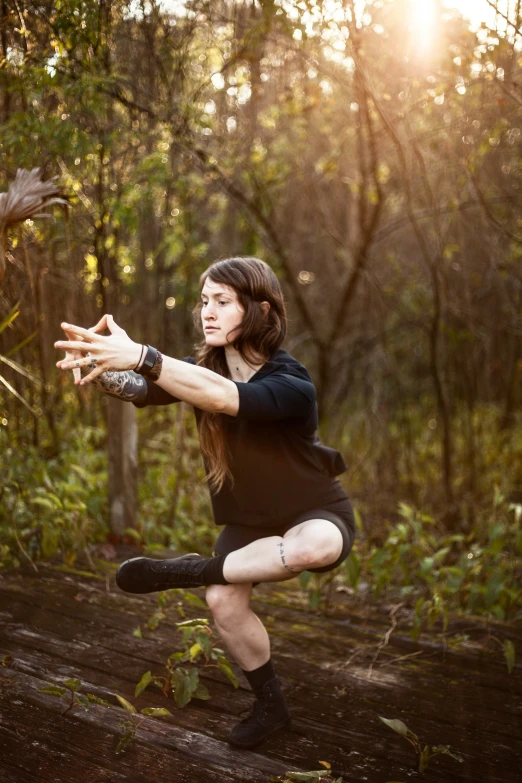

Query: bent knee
[287,528,344,569]
[205,583,252,624]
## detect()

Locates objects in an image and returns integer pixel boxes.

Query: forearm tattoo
[83,363,148,404]
[277,541,299,574]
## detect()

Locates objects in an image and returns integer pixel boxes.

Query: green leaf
[419,745,431,773]
[140,707,173,717]
[193,683,211,700]
[63,678,82,692]
[171,668,194,708]
[433,547,450,563]
[187,667,199,691]
[75,693,90,710]
[70,464,92,481]
[116,724,135,754]
[86,693,111,707]
[196,632,212,657]
[176,618,209,628]
[189,643,203,662]
[182,591,207,608]
[115,694,137,714]
[429,744,464,763]
[217,656,239,688]
[344,550,360,587]
[379,717,410,737]
[133,626,143,638]
[504,639,516,674]
[135,670,154,697]
[30,497,57,511]
[308,587,321,610]
[299,570,312,590]
[38,685,67,697]
[420,557,434,573]
[147,610,166,630]
[123,527,142,541]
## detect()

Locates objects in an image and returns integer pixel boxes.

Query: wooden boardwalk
[0,549,521,782]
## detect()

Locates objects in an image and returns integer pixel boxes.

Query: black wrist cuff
[136,345,163,381]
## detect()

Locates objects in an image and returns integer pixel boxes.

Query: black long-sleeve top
[133,348,349,527]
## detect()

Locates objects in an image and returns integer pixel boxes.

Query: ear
[260,300,270,317]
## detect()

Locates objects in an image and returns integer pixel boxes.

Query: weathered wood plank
[3,584,520,758]
[1,562,521,783]
[2,580,521,738]
[0,667,295,782]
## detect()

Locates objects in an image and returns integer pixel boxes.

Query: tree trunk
[107,398,138,536]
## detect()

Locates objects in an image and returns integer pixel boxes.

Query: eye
[219,300,228,306]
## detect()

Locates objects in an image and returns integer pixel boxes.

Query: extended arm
[85,356,239,412]
[55,317,240,414]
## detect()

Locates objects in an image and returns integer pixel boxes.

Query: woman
[55,256,355,749]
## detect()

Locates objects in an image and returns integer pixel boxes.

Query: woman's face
[200,277,245,347]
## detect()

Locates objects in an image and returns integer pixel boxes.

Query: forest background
[1,0,521,632]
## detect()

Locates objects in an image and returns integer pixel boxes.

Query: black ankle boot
[115,554,206,593]
[229,676,291,749]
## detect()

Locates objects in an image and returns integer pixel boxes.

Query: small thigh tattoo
[277,541,299,573]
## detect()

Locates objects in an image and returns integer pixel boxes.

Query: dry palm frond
[0,167,69,282]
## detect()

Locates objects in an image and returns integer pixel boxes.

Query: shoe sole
[228,717,292,749]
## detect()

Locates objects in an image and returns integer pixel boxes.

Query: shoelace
[153,559,204,587]
[241,697,270,726]
[241,687,283,727]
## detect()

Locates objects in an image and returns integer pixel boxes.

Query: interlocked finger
[62,355,98,371]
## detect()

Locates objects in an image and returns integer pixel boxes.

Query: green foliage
[35,673,173,754]
[0,425,109,569]
[341,497,522,638]
[37,676,111,716]
[379,716,464,774]
[132,593,238,711]
[113,694,173,754]
[299,569,338,613]
[134,410,216,556]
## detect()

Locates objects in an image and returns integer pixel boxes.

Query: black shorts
[211,496,355,583]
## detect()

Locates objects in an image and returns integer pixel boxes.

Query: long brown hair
[192,257,287,492]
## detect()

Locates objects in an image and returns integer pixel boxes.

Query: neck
[224,344,266,382]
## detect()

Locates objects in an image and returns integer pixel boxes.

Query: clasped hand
[54,314,142,386]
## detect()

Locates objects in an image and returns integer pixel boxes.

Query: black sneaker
[228,676,291,749]
[115,554,207,593]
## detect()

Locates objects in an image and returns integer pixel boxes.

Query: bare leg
[205,583,270,670]
[222,519,344,584]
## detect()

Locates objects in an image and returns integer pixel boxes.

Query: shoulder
[256,348,313,384]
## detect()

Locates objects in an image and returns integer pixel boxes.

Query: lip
[204,326,219,331]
